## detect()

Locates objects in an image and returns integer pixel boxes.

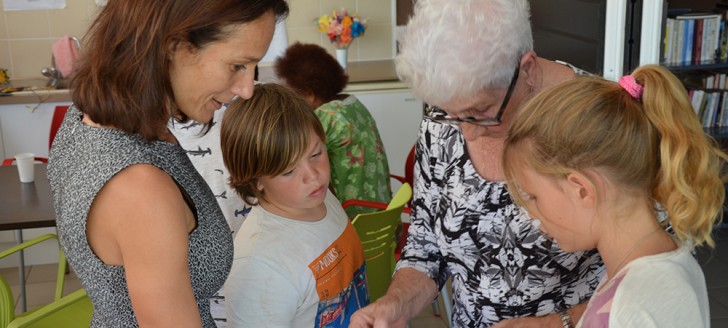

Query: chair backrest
[7,289,92,328]
[0,235,66,325]
[351,183,412,302]
[403,144,415,187]
[1,157,48,166]
[0,275,14,328]
[48,105,69,150]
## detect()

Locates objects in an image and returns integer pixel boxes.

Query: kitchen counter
[1,59,406,105]
[0,78,71,105]
[0,89,71,105]
[258,59,408,93]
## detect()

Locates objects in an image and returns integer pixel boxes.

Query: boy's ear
[565,172,596,208]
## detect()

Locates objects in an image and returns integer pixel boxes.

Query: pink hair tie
[618,75,643,100]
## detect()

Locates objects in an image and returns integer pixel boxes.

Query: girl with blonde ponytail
[503,64,726,327]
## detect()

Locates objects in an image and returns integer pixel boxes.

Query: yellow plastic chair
[0,234,92,328]
[346,183,412,302]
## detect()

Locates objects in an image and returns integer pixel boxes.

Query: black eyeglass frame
[424,64,521,126]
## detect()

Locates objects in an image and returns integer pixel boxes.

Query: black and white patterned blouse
[395,62,604,327]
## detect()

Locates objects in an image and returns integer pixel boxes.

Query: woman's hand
[350,268,439,328]
[490,314,561,328]
[350,294,410,328]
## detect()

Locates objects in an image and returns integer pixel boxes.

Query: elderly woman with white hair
[351,0,604,327]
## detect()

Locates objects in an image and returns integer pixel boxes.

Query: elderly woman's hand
[349,295,409,328]
[490,314,563,328]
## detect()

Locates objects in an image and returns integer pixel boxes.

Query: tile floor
[2,226,727,327]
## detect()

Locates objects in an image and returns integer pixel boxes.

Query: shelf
[664,61,728,72]
[705,126,728,139]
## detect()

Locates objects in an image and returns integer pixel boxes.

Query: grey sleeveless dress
[47,106,233,327]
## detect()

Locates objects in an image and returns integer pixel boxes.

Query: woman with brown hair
[47,0,288,326]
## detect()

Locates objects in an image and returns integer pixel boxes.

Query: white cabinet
[0,101,70,268]
[0,101,71,159]
[352,89,423,177]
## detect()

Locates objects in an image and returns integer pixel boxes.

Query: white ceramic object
[336,48,348,69]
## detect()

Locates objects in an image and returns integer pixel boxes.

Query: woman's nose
[230,70,255,100]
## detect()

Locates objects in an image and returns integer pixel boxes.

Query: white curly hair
[395,0,533,106]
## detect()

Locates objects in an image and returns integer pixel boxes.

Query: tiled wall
[0,0,395,80]
[286,0,395,64]
[0,0,100,80]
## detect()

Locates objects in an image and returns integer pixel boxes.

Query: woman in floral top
[275,42,391,217]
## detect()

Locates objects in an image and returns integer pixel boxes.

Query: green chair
[344,183,412,302]
[1,234,92,328]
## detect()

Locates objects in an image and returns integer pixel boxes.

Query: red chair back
[49,105,69,150]
[1,157,48,166]
[403,145,415,186]
[394,144,415,259]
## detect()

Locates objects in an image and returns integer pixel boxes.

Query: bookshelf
[658,0,728,137]
[651,1,728,217]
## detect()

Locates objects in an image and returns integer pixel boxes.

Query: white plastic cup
[14,153,35,183]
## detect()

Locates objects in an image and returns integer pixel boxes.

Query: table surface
[0,164,56,230]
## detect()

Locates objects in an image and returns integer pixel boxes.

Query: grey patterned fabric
[395,62,604,327]
[48,106,233,327]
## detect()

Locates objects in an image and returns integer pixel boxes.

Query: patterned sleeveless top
[48,106,233,327]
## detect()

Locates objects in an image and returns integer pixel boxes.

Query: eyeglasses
[424,64,520,126]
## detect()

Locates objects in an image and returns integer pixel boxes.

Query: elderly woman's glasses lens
[425,65,520,126]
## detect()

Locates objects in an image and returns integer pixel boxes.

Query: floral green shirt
[316,95,392,217]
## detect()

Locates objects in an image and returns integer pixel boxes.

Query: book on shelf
[664,12,722,66]
[717,4,728,61]
[719,93,728,127]
[690,89,706,117]
[687,88,728,128]
[704,92,711,127]
[684,18,694,65]
[664,18,673,64]
[711,92,722,127]
[721,20,728,61]
[704,92,719,128]
[694,18,703,65]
